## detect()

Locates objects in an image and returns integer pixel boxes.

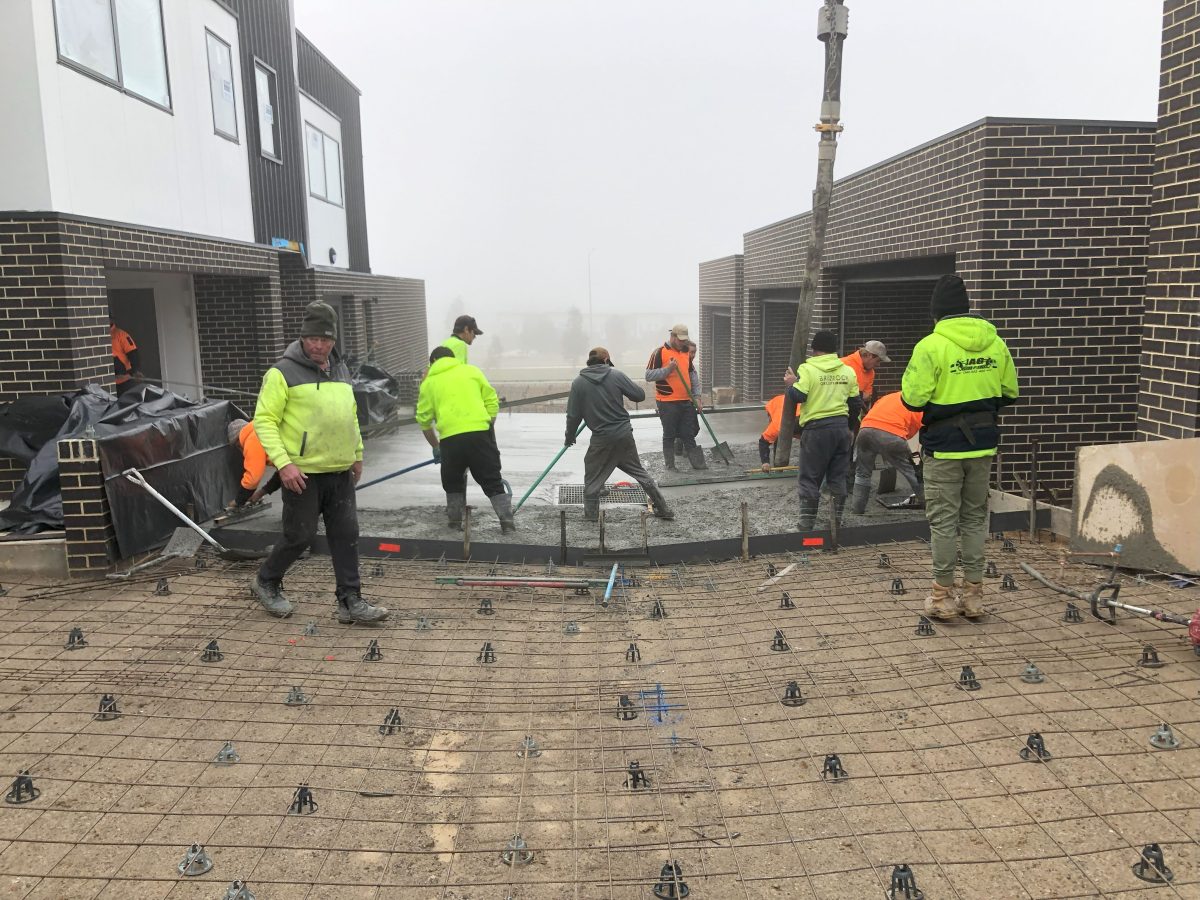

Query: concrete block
[1073,437,1200,574]
[0,536,68,579]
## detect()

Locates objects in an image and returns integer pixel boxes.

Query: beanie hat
[301,301,338,339]
[930,274,969,320]
[812,330,838,354]
[227,419,248,444]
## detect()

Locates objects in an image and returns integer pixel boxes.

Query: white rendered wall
[299,92,349,269]
[0,0,53,210]
[13,0,254,242]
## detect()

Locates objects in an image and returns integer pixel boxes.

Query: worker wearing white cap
[840,340,891,412]
[645,324,706,471]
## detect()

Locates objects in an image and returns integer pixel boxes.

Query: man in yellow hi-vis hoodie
[902,274,1019,621]
[417,346,513,532]
[782,330,861,530]
[250,301,389,625]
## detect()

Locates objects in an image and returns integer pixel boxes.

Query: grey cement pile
[351,440,925,547]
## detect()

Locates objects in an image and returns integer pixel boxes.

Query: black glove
[234,485,253,506]
[564,433,576,448]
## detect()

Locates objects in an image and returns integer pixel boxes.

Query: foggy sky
[293,1,1160,356]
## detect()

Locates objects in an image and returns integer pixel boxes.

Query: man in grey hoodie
[565,348,675,522]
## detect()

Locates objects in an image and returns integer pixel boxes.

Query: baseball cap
[864,340,891,363]
[587,346,613,366]
[669,323,690,340]
[453,315,483,335]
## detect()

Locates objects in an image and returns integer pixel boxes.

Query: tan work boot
[959,581,986,619]
[924,582,958,620]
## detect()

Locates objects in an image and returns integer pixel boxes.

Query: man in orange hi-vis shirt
[757,394,802,472]
[840,340,890,413]
[228,419,282,508]
[850,391,924,513]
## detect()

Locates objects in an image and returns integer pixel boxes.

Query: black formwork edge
[212,509,1048,567]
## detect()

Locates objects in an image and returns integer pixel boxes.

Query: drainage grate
[557,484,649,506]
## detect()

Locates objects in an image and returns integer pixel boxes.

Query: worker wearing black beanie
[930,274,970,321]
[902,271,1019,623]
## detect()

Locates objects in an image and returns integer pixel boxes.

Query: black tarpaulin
[0,385,244,556]
[351,362,400,428]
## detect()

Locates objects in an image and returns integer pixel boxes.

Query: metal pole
[774,0,849,465]
[741,502,750,561]
[1028,438,1039,543]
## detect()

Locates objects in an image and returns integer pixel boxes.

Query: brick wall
[731,118,1155,493]
[841,280,936,399]
[1138,0,1200,438]
[698,255,741,394]
[57,438,116,574]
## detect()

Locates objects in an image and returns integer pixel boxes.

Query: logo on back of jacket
[817,374,850,384]
[950,357,998,374]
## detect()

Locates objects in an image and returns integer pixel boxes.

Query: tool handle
[515,423,586,512]
[122,468,225,552]
[355,457,437,491]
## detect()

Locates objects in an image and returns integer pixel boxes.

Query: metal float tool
[1020,562,1200,654]
[122,467,267,561]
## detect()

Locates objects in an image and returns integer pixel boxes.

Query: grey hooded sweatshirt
[565,364,646,443]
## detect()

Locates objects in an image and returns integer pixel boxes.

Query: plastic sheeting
[0,394,74,464]
[0,385,243,558]
[352,362,401,429]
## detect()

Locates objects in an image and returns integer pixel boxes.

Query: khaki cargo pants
[923,455,991,587]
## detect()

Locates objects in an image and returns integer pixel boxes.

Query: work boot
[924,582,959,620]
[250,576,294,618]
[490,494,517,533]
[959,581,986,619]
[686,447,708,470]
[446,493,465,530]
[850,481,871,515]
[797,499,819,531]
[583,498,600,522]
[663,440,677,471]
[644,484,676,521]
[336,587,390,624]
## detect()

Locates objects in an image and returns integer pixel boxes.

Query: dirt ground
[0,537,1197,898]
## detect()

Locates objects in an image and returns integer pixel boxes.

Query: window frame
[253,58,282,164]
[304,121,344,208]
[51,0,173,114]
[204,28,239,144]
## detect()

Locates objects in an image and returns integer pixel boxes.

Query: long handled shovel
[674,366,735,465]
[355,457,437,491]
[123,468,267,561]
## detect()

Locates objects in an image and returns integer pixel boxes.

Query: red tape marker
[378,542,401,553]
[802,537,824,547]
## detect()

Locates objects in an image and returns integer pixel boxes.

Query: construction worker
[783,330,860,529]
[228,419,281,508]
[849,392,924,513]
[901,274,1018,621]
[417,346,515,532]
[250,301,389,624]
[841,340,890,412]
[565,347,674,522]
[645,324,706,471]
[758,394,802,473]
[110,319,141,393]
[440,315,483,363]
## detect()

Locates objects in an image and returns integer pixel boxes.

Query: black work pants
[797,417,852,501]
[656,401,698,450]
[260,470,360,591]
[440,429,505,497]
[584,433,657,501]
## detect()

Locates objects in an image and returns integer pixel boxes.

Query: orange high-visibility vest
[841,351,875,398]
[760,394,802,443]
[647,344,693,401]
[860,391,923,440]
[110,324,137,384]
[238,421,270,490]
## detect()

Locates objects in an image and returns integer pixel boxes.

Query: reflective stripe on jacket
[646,344,693,401]
[900,315,1019,459]
[416,356,500,439]
[253,341,363,474]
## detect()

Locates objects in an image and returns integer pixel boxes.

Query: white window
[205,30,238,141]
[254,61,280,161]
[305,122,343,206]
[53,0,171,109]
